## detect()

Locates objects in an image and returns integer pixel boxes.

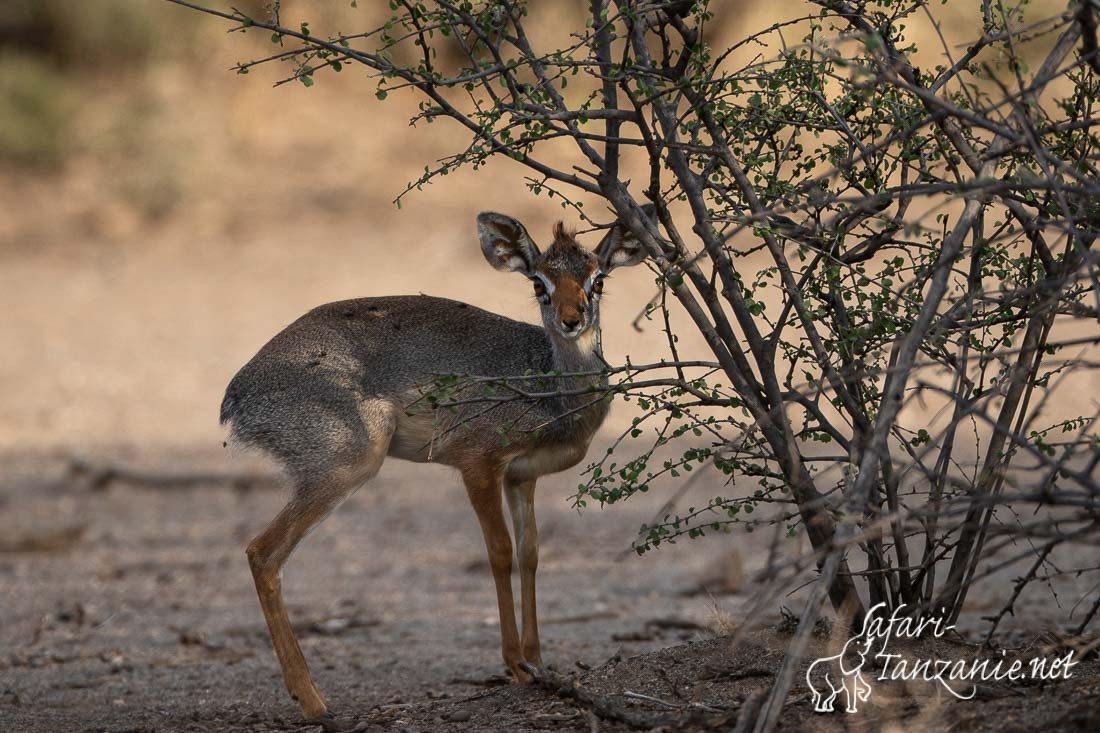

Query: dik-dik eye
[531,278,549,301]
[591,275,606,295]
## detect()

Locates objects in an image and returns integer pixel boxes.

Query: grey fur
[221,211,649,490]
[594,203,657,272]
[477,212,539,274]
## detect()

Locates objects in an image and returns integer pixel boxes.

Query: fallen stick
[542,610,620,625]
[623,690,725,714]
[0,524,86,553]
[732,690,766,733]
[61,457,278,492]
[519,662,740,730]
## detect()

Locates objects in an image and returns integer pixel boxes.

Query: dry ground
[0,448,754,732]
[1,451,1098,733]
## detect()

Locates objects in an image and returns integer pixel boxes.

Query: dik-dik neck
[543,324,610,443]
[548,326,607,383]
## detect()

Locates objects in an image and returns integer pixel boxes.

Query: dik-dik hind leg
[247,493,340,719]
[462,466,527,681]
[248,404,394,719]
[504,476,541,666]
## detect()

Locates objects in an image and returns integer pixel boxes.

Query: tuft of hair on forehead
[551,221,577,247]
[541,220,595,274]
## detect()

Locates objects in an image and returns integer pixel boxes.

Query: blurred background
[0,0,1061,453]
[0,0,680,453]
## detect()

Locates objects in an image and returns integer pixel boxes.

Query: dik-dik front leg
[462,466,528,680]
[504,476,541,666]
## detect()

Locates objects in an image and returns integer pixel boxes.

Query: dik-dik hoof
[306,711,363,732]
[516,660,541,682]
[295,689,329,722]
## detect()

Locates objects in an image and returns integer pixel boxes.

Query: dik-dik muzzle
[477,208,654,340]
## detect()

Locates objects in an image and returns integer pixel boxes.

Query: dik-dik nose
[561,317,581,331]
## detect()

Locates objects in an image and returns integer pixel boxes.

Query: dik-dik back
[222,208,653,722]
[220,294,591,476]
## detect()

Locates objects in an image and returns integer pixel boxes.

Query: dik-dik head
[477,207,654,342]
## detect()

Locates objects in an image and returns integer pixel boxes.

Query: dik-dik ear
[595,204,657,272]
[477,212,540,275]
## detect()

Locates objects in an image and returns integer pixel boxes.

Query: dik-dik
[220,209,651,719]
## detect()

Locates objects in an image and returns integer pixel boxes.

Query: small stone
[316,618,351,635]
[180,630,206,646]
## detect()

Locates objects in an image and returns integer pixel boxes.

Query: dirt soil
[0,449,733,733]
[1,451,1097,733]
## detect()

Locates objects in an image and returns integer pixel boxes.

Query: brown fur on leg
[505,476,542,666]
[247,498,334,718]
[463,462,527,680]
